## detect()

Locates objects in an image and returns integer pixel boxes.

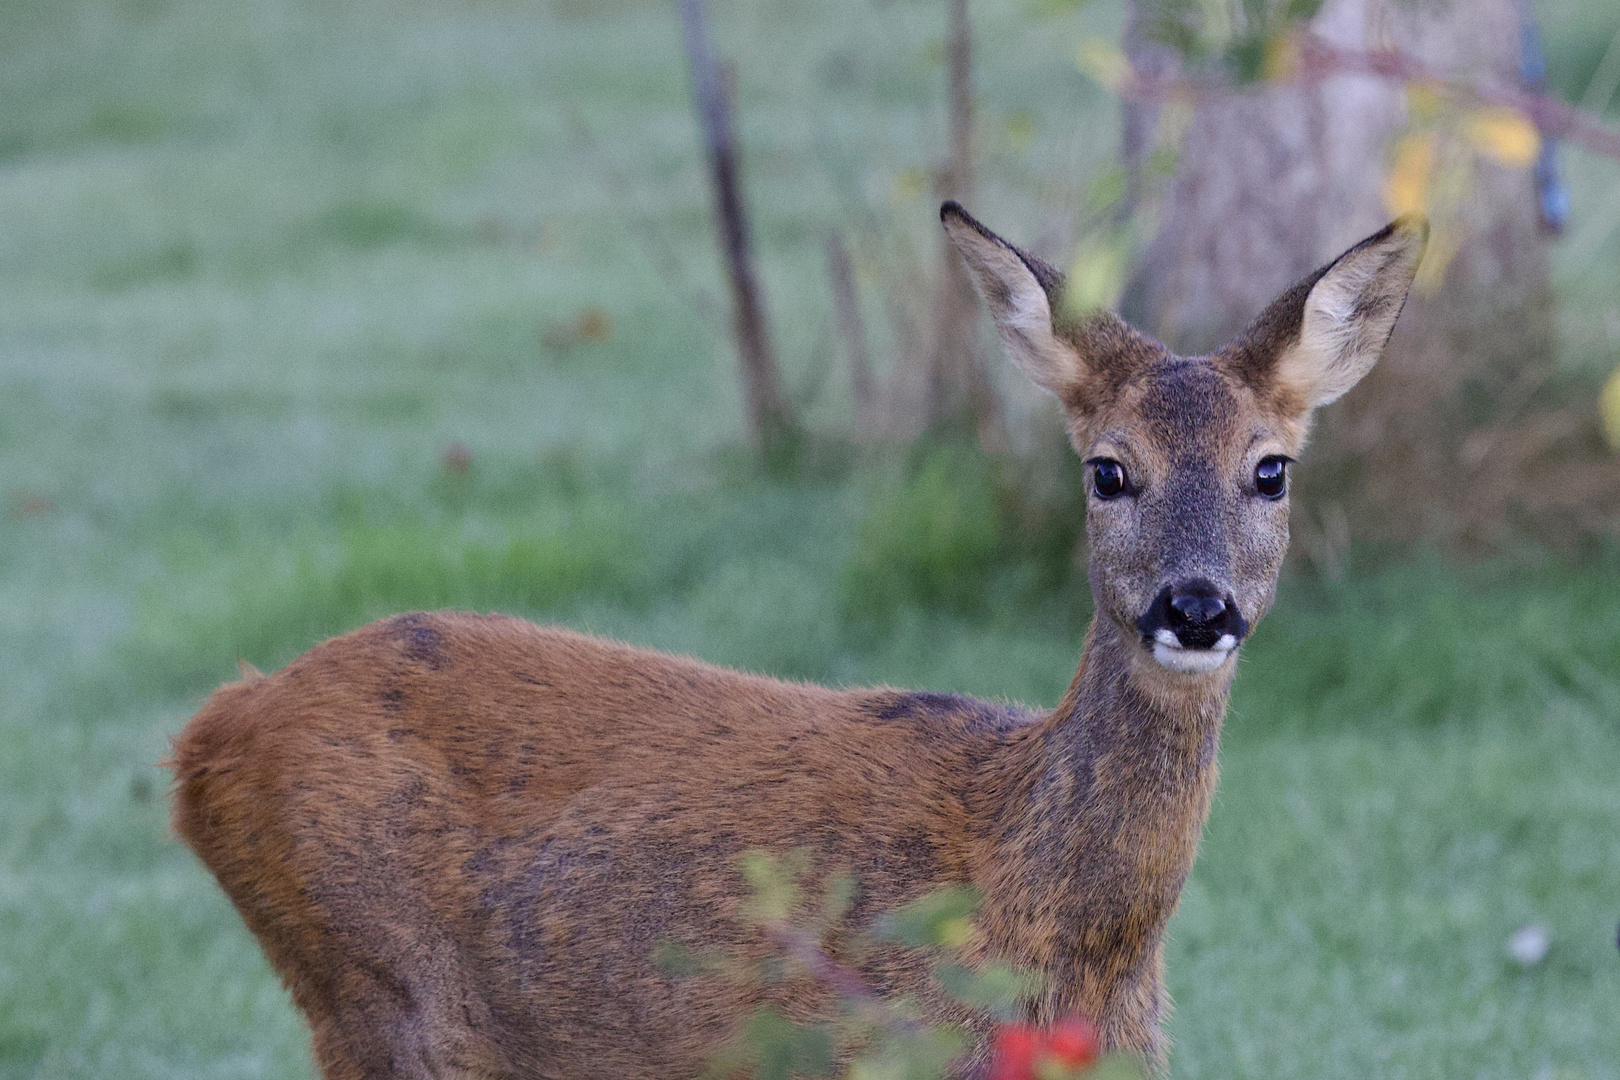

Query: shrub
[840,443,1089,625]
[663,851,1145,1080]
[842,447,1004,622]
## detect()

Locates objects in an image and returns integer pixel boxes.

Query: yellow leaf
[1413,221,1460,295]
[1406,81,1446,123]
[891,166,931,204]
[1384,134,1435,218]
[1063,235,1130,317]
[1600,364,1620,452]
[1004,109,1038,153]
[1464,107,1540,167]
[1076,37,1131,91]
[938,916,975,949]
[1261,33,1299,82]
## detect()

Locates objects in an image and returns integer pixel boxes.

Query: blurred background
[1,0,1618,1076]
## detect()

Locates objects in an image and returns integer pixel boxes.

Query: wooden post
[677,0,798,463]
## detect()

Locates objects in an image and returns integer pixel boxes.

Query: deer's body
[172,206,1427,1080]
[173,612,1216,1077]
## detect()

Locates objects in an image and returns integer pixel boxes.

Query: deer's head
[943,203,1426,681]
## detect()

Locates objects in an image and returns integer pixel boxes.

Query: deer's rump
[170,611,1030,1079]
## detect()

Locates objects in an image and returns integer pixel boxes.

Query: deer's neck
[973,615,1230,1014]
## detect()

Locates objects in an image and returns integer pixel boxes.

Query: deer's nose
[1162,580,1242,649]
[1136,579,1248,657]
[1169,590,1227,626]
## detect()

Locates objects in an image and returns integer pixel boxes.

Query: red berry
[990,1018,1101,1080]
[989,1024,1041,1080]
[1045,1017,1099,1067]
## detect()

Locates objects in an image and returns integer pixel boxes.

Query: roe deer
[170,204,1426,1079]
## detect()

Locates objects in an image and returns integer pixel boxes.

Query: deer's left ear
[1228,216,1428,414]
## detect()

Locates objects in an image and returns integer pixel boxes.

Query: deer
[170,203,1426,1080]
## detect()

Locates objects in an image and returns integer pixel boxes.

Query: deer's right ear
[941,202,1085,401]
[1229,216,1428,416]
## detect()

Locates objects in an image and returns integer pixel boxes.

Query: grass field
[2,0,1619,1077]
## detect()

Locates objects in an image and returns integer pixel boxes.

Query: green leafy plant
[840,444,1091,626]
[842,447,1005,621]
[662,851,1146,1080]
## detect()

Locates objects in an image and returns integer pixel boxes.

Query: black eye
[1255,456,1289,499]
[1089,458,1128,500]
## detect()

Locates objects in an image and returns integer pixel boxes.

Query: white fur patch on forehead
[1276,216,1427,409]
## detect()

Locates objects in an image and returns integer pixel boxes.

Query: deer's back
[170,610,1035,1078]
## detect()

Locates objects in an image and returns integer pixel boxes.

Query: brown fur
[171,208,1425,1080]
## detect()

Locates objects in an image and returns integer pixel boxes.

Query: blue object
[1519,0,1569,235]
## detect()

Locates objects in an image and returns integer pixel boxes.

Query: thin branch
[1297,35,1620,163]
[1109,32,1620,164]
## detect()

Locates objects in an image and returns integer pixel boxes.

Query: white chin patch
[1150,629,1237,674]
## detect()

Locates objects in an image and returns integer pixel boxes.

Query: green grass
[1,0,1618,1078]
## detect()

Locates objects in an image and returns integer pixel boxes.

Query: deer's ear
[940,201,1084,400]
[1233,217,1428,414]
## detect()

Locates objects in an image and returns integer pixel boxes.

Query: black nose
[1169,591,1226,626]
[1137,578,1248,651]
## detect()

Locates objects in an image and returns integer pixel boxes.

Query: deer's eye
[1088,458,1128,500]
[1255,456,1289,499]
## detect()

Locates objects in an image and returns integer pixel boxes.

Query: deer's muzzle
[1135,579,1249,674]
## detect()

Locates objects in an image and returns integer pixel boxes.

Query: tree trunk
[1123,0,1560,558]
[678,0,799,465]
